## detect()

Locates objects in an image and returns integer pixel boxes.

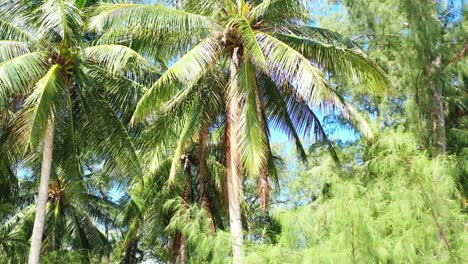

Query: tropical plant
[0,1,151,263]
[89,0,388,262]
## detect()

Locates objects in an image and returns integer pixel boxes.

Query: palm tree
[0,1,150,263]
[90,0,387,262]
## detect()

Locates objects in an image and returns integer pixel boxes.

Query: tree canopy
[0,0,466,263]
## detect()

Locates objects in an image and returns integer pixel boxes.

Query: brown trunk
[220,124,230,210]
[198,126,216,234]
[426,55,446,156]
[258,167,269,214]
[179,156,192,264]
[28,121,55,264]
[124,242,135,264]
[226,47,244,263]
[171,231,182,264]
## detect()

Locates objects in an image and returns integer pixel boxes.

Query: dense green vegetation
[0,0,466,263]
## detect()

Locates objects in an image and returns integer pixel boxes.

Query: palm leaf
[14,64,65,147]
[237,57,268,178]
[228,16,267,70]
[132,37,221,123]
[255,32,331,106]
[168,107,203,185]
[84,44,150,75]
[0,52,48,100]
[0,18,32,41]
[38,0,83,45]
[0,41,31,62]
[274,32,388,91]
[88,3,213,34]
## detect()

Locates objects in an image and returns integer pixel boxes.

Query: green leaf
[0,52,47,100]
[132,37,221,123]
[14,64,65,147]
[238,57,268,178]
[84,44,150,75]
[256,32,331,106]
[88,3,213,34]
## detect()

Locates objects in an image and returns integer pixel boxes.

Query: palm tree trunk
[28,121,55,264]
[179,156,192,264]
[171,231,182,264]
[258,166,269,214]
[198,126,216,234]
[226,47,244,263]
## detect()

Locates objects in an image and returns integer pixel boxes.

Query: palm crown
[0,1,152,262]
[89,0,388,262]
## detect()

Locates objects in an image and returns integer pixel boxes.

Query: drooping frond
[227,16,267,70]
[88,3,213,34]
[84,45,150,75]
[0,52,47,100]
[0,41,31,62]
[237,58,269,178]
[274,32,388,92]
[255,32,331,106]
[14,64,65,147]
[77,80,143,183]
[0,18,32,41]
[260,74,308,161]
[248,0,309,26]
[132,37,221,123]
[168,107,203,185]
[83,66,149,118]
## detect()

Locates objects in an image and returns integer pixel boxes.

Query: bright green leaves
[38,0,83,46]
[0,19,32,42]
[0,52,48,107]
[88,3,213,35]
[132,37,221,123]
[237,58,268,178]
[227,16,267,71]
[0,41,31,62]
[84,45,150,75]
[256,32,330,106]
[168,108,203,185]
[15,65,65,147]
[275,32,388,93]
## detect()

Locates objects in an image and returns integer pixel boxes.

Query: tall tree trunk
[124,241,137,264]
[171,231,182,264]
[28,121,55,264]
[226,47,244,263]
[179,156,192,264]
[198,126,216,234]
[258,167,269,214]
[428,55,446,155]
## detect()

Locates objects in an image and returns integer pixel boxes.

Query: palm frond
[14,64,65,147]
[260,74,308,161]
[248,0,308,26]
[237,58,268,178]
[0,18,32,41]
[84,44,150,75]
[88,3,213,34]
[132,37,221,123]
[168,108,202,185]
[76,73,143,183]
[255,32,330,106]
[274,32,388,91]
[83,65,150,118]
[0,41,31,62]
[228,16,267,70]
[38,0,83,45]
[0,52,47,99]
